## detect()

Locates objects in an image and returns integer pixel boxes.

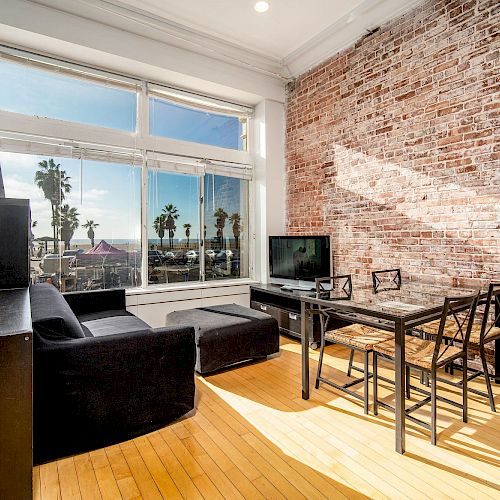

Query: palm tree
[34,158,71,252]
[82,220,100,248]
[229,213,241,249]
[153,214,166,250]
[214,208,228,249]
[184,223,192,248]
[162,204,180,250]
[54,204,79,250]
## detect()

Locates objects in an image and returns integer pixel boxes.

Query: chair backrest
[480,282,500,344]
[315,275,352,299]
[432,291,480,367]
[371,268,401,293]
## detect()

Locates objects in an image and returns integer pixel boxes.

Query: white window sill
[125,278,259,296]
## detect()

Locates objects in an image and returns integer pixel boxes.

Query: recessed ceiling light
[254,1,269,13]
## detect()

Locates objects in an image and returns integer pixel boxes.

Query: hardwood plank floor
[35,336,500,499]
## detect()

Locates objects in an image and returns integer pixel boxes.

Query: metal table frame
[299,290,490,455]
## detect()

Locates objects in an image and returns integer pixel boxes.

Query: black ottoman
[166,304,280,374]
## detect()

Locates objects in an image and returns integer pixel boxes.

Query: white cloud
[82,188,109,200]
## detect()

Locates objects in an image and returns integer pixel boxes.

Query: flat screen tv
[269,235,331,289]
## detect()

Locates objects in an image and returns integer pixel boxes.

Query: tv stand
[250,284,321,348]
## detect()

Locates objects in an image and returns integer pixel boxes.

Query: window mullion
[140,153,149,289]
[200,169,206,282]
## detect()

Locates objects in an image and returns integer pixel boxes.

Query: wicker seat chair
[372,291,480,445]
[314,275,395,414]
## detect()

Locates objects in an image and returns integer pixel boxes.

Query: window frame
[0,46,255,290]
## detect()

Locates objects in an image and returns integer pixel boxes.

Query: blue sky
[0,60,137,131]
[147,173,247,243]
[0,152,246,246]
[150,98,244,150]
[148,171,200,242]
[0,151,141,244]
[0,60,246,245]
[0,60,244,150]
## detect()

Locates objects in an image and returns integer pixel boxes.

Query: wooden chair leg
[480,347,496,412]
[364,350,369,414]
[462,356,468,423]
[315,315,326,389]
[347,349,355,377]
[373,352,379,416]
[431,372,437,445]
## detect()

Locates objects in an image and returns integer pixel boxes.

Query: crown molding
[31,0,290,80]
[282,0,424,77]
[29,0,423,80]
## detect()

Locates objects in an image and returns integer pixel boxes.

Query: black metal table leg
[394,318,406,454]
[496,299,500,384]
[301,300,310,400]
[495,338,500,384]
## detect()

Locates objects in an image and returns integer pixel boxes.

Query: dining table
[296,280,491,454]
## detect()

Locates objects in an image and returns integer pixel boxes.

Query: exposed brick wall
[286,0,499,288]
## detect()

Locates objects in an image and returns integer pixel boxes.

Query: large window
[0,47,253,291]
[149,86,249,151]
[204,174,249,280]
[0,60,137,131]
[0,151,141,290]
[147,170,200,284]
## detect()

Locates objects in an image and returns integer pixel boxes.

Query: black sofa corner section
[30,283,196,464]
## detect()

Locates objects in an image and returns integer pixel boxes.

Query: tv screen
[269,236,330,282]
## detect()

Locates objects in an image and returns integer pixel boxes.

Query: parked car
[185,250,199,262]
[148,250,163,266]
[205,249,216,260]
[163,251,175,261]
[215,249,233,263]
[170,251,188,265]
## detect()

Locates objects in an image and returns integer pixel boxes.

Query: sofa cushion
[78,310,151,337]
[30,283,85,339]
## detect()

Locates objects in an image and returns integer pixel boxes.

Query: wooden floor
[35,336,500,499]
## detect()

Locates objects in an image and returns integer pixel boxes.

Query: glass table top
[296,281,482,318]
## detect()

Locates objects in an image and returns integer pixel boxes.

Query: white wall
[253,100,287,283]
[126,283,250,328]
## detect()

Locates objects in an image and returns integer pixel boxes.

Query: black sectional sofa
[30,283,196,464]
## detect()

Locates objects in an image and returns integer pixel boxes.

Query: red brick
[285,0,499,287]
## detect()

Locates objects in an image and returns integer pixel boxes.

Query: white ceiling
[92,0,422,77]
[114,0,365,60]
[7,0,423,89]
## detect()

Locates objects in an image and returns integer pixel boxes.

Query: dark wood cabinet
[0,288,33,500]
[0,199,31,289]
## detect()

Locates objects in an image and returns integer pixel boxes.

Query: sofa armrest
[63,288,126,316]
[34,325,196,463]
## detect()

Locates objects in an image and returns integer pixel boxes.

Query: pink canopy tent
[75,240,129,267]
[85,240,126,255]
